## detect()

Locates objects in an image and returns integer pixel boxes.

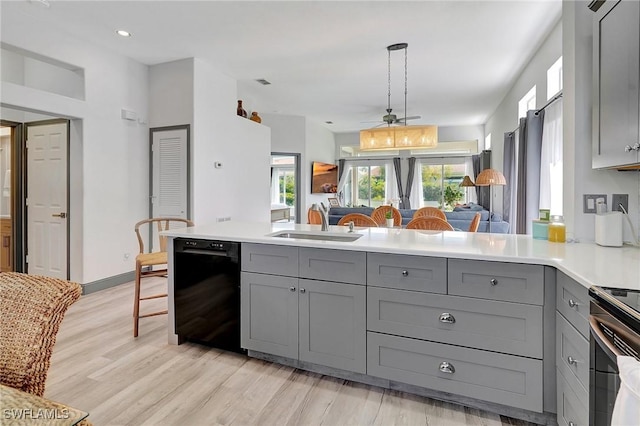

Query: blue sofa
[327,206,510,233]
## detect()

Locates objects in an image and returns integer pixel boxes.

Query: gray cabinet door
[299,248,366,285]
[556,312,589,391]
[241,272,298,359]
[368,287,543,358]
[593,0,640,169]
[241,243,298,277]
[367,253,447,293]
[556,271,589,338]
[298,279,366,373]
[448,259,544,305]
[367,332,543,412]
[556,368,588,426]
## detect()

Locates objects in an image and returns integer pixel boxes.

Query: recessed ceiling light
[255,79,271,86]
[116,30,132,37]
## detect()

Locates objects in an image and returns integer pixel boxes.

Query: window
[485,133,492,150]
[547,56,563,100]
[410,158,472,210]
[270,156,295,207]
[341,161,398,207]
[518,86,537,120]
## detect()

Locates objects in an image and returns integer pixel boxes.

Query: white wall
[306,120,337,209]
[563,1,639,243]
[149,59,194,129]
[484,19,563,216]
[0,23,150,283]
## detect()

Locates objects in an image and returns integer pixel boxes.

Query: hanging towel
[2,169,9,197]
[611,356,640,426]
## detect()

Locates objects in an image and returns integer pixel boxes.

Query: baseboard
[82,271,135,295]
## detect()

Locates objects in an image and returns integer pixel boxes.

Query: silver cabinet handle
[624,143,640,152]
[439,313,456,324]
[568,299,578,308]
[439,361,455,374]
[289,287,296,292]
[567,356,578,365]
[300,288,306,293]
[490,278,498,286]
[568,422,576,426]
[402,270,409,277]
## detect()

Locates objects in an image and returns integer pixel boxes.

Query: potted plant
[385,209,394,228]
[444,185,464,211]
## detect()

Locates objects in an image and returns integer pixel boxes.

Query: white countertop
[164,221,640,291]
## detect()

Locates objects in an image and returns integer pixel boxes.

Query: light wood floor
[46,278,537,426]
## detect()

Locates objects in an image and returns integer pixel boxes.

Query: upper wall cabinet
[592,0,640,169]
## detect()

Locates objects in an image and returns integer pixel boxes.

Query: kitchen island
[163,221,640,425]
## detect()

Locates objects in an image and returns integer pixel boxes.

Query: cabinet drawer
[556,312,589,391]
[367,253,446,293]
[299,248,366,285]
[556,368,588,426]
[368,287,543,358]
[241,243,298,277]
[556,271,589,339]
[367,332,543,412]
[448,259,544,305]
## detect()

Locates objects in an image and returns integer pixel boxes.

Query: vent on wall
[255,79,271,85]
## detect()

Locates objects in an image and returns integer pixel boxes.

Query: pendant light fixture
[360,43,438,151]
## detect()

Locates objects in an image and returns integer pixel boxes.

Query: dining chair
[308,208,323,225]
[133,217,194,337]
[412,207,447,221]
[337,213,379,227]
[468,212,482,232]
[371,206,402,227]
[406,216,455,231]
[0,272,81,397]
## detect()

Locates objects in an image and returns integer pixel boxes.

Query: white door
[27,122,68,279]
[151,127,188,219]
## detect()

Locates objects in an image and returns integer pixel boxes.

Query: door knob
[402,270,409,277]
[300,288,306,293]
[439,313,456,324]
[490,278,498,286]
[51,212,67,218]
[568,299,578,308]
[289,287,296,292]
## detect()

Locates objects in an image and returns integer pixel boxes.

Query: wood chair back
[135,217,194,255]
[307,208,323,225]
[337,213,379,227]
[412,207,447,221]
[468,212,481,232]
[406,216,455,231]
[371,206,402,226]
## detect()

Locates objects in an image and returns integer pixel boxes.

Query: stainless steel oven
[588,286,640,426]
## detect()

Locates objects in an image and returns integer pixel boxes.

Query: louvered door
[151,126,189,250]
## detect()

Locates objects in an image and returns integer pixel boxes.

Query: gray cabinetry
[367,253,447,293]
[555,271,589,426]
[367,332,543,412]
[592,0,640,169]
[240,244,367,374]
[241,272,298,359]
[299,279,366,373]
[448,259,544,305]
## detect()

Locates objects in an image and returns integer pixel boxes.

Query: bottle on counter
[548,215,566,243]
[236,100,247,118]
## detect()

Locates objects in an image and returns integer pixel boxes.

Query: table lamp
[459,175,475,204]
[474,169,507,233]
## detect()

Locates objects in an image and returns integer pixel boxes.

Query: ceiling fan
[363,108,421,127]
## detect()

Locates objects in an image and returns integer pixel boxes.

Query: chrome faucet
[311,202,329,231]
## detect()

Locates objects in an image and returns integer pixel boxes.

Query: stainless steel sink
[268,231,362,242]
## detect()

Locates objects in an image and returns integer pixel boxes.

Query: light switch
[583,194,607,213]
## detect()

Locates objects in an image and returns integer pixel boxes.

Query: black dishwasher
[174,238,244,354]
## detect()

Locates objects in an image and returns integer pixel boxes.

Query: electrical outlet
[612,194,629,213]
[123,253,130,261]
[583,194,607,213]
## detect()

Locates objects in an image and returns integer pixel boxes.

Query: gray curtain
[392,157,404,208]
[472,154,480,203]
[404,157,416,209]
[502,132,516,228]
[338,159,346,181]
[516,110,544,234]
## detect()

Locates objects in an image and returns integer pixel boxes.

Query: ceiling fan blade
[396,115,421,122]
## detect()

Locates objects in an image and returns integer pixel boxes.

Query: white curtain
[337,163,352,206]
[384,161,399,203]
[409,160,424,208]
[539,98,563,215]
[270,170,280,204]
[464,157,477,204]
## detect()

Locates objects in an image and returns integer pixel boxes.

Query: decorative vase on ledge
[236,100,247,118]
[249,111,262,123]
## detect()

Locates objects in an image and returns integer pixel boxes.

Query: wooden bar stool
[133,217,193,337]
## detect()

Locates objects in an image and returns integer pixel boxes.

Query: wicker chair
[406,217,455,231]
[468,212,482,232]
[337,213,379,227]
[412,207,447,221]
[307,208,322,225]
[0,272,81,397]
[134,217,194,337]
[371,206,402,227]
